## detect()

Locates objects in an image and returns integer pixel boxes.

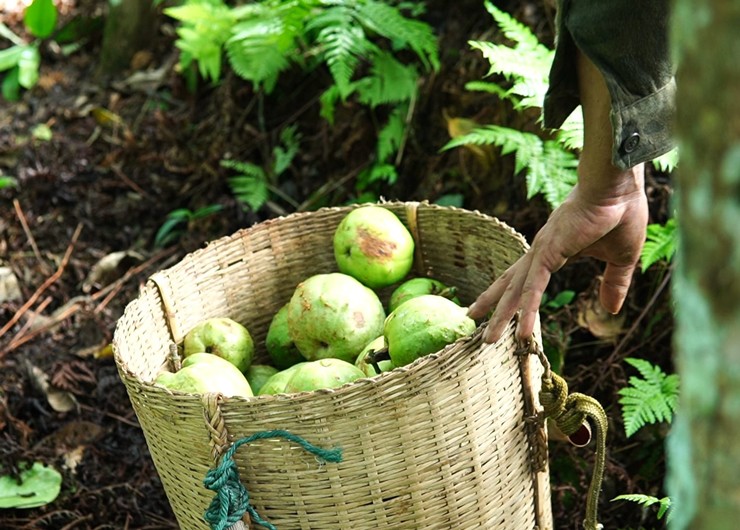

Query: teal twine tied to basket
[203,429,343,530]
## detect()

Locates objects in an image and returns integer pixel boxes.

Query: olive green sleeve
[543,0,675,169]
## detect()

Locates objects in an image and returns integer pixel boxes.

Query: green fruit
[257,363,308,395]
[287,273,385,363]
[265,304,305,370]
[284,359,365,393]
[155,354,253,397]
[333,205,415,289]
[245,364,279,394]
[384,294,477,367]
[355,336,394,377]
[388,277,460,313]
[183,317,254,373]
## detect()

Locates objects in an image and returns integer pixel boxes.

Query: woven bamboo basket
[113,201,554,530]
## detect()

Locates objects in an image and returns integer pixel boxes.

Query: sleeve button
[621,132,641,154]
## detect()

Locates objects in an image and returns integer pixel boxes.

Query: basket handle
[522,339,607,530]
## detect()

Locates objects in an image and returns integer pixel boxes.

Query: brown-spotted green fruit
[287,273,385,363]
[183,317,254,374]
[384,294,476,367]
[333,205,415,289]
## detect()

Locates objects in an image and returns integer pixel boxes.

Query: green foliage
[24,0,58,38]
[0,0,59,100]
[612,493,672,522]
[618,357,679,438]
[154,204,224,248]
[652,146,679,173]
[468,2,552,110]
[0,176,18,190]
[442,2,579,209]
[0,461,62,509]
[223,125,302,212]
[167,0,439,192]
[640,218,677,272]
[442,125,578,207]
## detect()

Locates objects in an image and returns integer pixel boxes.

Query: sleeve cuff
[610,78,676,170]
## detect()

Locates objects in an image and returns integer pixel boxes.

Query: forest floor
[1,1,674,529]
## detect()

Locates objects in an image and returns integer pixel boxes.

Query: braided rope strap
[203,430,343,530]
[527,340,608,530]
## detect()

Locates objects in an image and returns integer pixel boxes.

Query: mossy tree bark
[96,0,158,78]
[666,0,740,528]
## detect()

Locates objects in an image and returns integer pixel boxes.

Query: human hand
[467,163,648,343]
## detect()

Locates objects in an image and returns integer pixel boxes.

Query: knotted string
[521,337,608,530]
[203,429,343,530]
[539,368,607,530]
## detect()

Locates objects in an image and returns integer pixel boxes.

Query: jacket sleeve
[542,0,675,169]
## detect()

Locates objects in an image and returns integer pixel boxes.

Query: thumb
[599,262,637,314]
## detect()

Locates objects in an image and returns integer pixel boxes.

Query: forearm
[576,49,645,204]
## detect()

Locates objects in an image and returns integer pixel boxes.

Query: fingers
[515,261,553,341]
[600,261,637,314]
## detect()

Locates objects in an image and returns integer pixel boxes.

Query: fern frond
[357,163,397,191]
[468,3,553,110]
[225,11,300,92]
[442,126,576,208]
[165,0,234,82]
[357,0,439,72]
[307,5,376,98]
[483,0,541,51]
[652,146,679,172]
[222,157,269,211]
[641,218,678,272]
[464,80,512,101]
[612,493,672,521]
[273,125,301,176]
[555,108,584,151]
[619,357,679,437]
[355,51,418,108]
[376,105,406,163]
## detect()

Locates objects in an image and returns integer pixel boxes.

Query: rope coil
[203,430,343,530]
[524,338,607,530]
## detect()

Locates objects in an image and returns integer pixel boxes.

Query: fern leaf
[319,84,343,124]
[612,493,672,521]
[619,357,680,437]
[273,125,301,176]
[357,163,397,191]
[443,126,576,209]
[652,146,679,172]
[355,51,418,108]
[376,105,406,163]
[640,218,678,272]
[307,5,375,99]
[225,12,298,92]
[484,1,541,51]
[357,0,439,72]
[229,175,269,212]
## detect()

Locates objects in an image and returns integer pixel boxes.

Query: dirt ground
[1,1,674,528]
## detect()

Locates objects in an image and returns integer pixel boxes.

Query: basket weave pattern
[114,202,552,529]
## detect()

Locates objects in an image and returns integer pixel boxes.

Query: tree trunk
[96,0,159,78]
[666,0,740,528]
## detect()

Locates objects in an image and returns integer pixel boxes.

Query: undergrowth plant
[221,125,302,212]
[165,0,439,198]
[441,1,580,209]
[611,357,679,524]
[640,217,678,272]
[0,0,58,100]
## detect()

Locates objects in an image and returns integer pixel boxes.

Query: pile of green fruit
[154,205,476,397]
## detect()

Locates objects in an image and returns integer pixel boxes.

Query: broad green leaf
[24,0,58,39]
[2,66,21,101]
[0,462,62,509]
